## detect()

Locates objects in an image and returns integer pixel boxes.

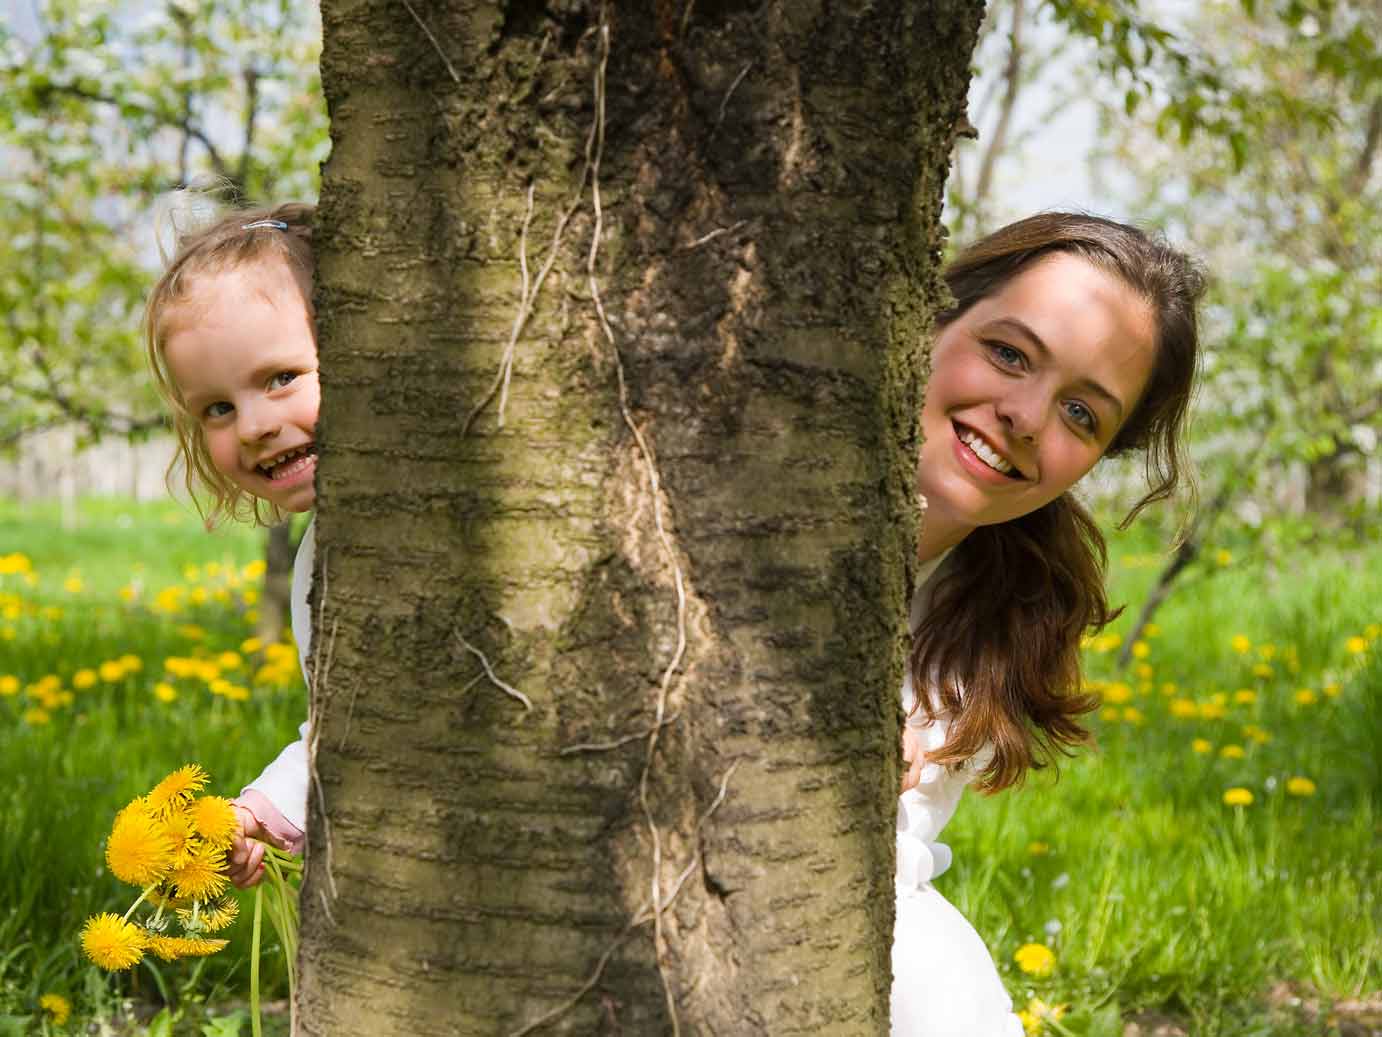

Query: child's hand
[228,803,290,888]
[900,725,924,794]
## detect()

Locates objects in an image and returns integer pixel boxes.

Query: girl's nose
[237,403,281,443]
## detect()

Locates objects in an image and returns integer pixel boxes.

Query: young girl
[892,213,1203,1035]
[144,202,320,886]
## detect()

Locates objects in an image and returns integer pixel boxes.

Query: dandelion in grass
[106,802,177,886]
[1018,997,1066,1035]
[1231,634,1251,654]
[1242,725,1271,745]
[1294,688,1318,706]
[189,796,239,849]
[1191,738,1213,754]
[1026,841,1050,857]
[1345,636,1367,655]
[72,669,96,690]
[1214,548,1232,566]
[1323,681,1341,698]
[1233,689,1256,705]
[1013,942,1056,977]
[159,809,196,865]
[0,675,18,696]
[1286,776,1316,797]
[1223,787,1254,807]
[23,707,50,725]
[1131,640,1150,659]
[1219,744,1245,760]
[98,660,125,682]
[154,683,178,703]
[39,992,71,1025]
[1251,662,1274,679]
[80,913,145,970]
[146,764,208,817]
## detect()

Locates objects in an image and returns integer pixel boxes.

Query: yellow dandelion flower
[1144,623,1162,637]
[1223,787,1254,807]
[178,895,240,933]
[1199,701,1227,720]
[1286,776,1316,797]
[1219,744,1246,760]
[1233,689,1257,705]
[1122,707,1145,724]
[1013,942,1056,977]
[118,654,142,672]
[178,624,206,641]
[242,559,266,580]
[154,683,178,703]
[1214,548,1232,566]
[1170,698,1198,719]
[168,841,229,900]
[1323,682,1341,698]
[1242,725,1271,745]
[1103,682,1132,705]
[189,587,208,605]
[1231,634,1251,654]
[119,584,137,602]
[23,707,50,725]
[106,801,177,886]
[63,576,83,594]
[240,637,263,654]
[217,651,243,670]
[0,675,18,696]
[146,764,208,817]
[1345,636,1368,654]
[1026,841,1050,857]
[183,565,202,582]
[72,669,96,690]
[188,796,239,849]
[244,608,259,624]
[1294,689,1317,706]
[1100,706,1120,722]
[98,660,125,682]
[1257,643,1277,660]
[39,992,71,1024]
[1191,738,1213,754]
[1131,640,1151,659]
[242,589,260,605]
[158,810,197,865]
[1134,663,1154,680]
[80,913,145,970]
[1251,663,1274,679]
[1160,682,1177,696]
[1018,997,1067,1036]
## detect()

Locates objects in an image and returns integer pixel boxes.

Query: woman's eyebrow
[978,317,1126,421]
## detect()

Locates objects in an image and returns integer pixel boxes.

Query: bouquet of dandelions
[79,765,300,1037]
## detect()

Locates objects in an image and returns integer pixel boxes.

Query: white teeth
[259,445,313,475]
[958,429,1015,475]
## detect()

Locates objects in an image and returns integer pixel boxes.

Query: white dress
[890,551,1024,1037]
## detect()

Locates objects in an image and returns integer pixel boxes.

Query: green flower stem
[121,883,157,923]
[250,883,263,1037]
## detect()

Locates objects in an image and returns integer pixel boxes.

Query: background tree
[0,0,329,634]
[299,2,980,1032]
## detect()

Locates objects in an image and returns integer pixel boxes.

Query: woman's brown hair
[912,212,1206,792]
[144,200,316,528]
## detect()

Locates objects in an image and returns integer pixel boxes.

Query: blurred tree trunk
[256,524,295,644]
[301,2,980,1033]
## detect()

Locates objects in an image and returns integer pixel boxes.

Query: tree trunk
[302,3,980,1034]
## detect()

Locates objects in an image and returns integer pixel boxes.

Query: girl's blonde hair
[144,199,316,527]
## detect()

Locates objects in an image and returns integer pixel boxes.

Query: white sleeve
[243,719,311,832]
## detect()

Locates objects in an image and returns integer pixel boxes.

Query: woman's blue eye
[988,342,1024,368]
[270,371,298,389]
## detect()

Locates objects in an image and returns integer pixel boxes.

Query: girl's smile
[917,252,1158,560]
[162,260,320,514]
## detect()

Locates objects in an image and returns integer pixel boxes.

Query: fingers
[899,725,923,794]
[228,837,266,888]
[900,755,924,794]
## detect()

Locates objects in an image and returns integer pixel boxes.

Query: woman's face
[917,252,1157,552]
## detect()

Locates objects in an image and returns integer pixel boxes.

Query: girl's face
[917,253,1157,554]
[163,261,320,514]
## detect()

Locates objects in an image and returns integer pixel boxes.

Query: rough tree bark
[301,2,980,1033]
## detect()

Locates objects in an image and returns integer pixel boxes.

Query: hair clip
[242,219,289,231]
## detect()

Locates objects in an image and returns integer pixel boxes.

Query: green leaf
[147,1008,176,1037]
[202,1010,248,1037]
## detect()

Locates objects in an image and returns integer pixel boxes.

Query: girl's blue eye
[1065,400,1096,432]
[270,371,298,389]
[204,402,233,419]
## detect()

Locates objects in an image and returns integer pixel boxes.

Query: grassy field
[1,497,1378,1035]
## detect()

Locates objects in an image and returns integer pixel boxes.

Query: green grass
[1,498,1378,1035]
[0,498,299,1035]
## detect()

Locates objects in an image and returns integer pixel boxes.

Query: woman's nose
[994,388,1043,442]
